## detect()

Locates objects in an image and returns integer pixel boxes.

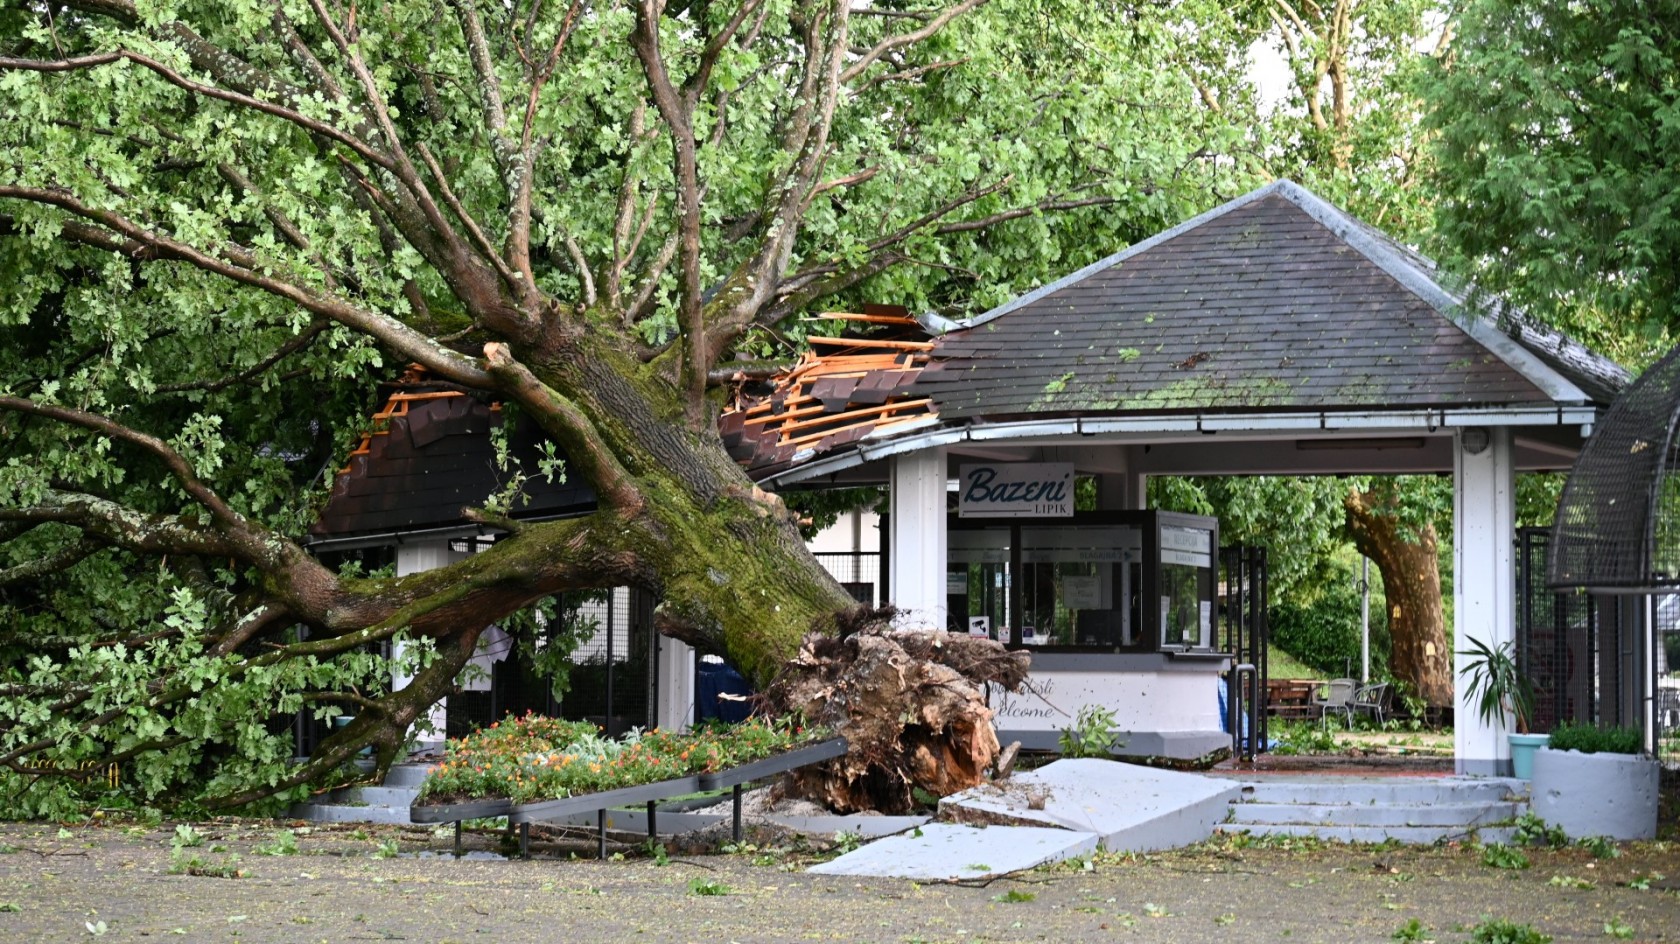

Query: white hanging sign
[957,463,1075,518]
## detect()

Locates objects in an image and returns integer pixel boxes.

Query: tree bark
[1344,490,1453,708]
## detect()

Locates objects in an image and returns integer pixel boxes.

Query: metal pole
[1360,557,1371,684]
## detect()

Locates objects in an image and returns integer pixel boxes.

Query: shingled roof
[310,371,595,539]
[911,180,1627,420]
[716,181,1628,484]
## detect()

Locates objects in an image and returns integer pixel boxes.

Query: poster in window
[1061,575,1101,610]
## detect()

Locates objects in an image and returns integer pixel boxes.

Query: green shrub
[1513,813,1566,848]
[1546,723,1641,755]
[1269,719,1341,755]
[1270,577,1389,677]
[1059,705,1121,758]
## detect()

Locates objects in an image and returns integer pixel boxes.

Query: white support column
[1454,427,1516,776]
[396,540,453,748]
[656,635,696,732]
[1097,475,1128,511]
[1126,473,1149,510]
[1123,448,1149,510]
[889,448,948,631]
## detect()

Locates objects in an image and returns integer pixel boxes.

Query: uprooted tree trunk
[768,619,1030,814]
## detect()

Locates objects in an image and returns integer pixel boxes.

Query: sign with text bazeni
[958,463,1075,518]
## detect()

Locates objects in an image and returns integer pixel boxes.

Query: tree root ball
[766,625,1031,814]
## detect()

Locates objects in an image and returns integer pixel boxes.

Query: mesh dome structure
[1550,344,1680,591]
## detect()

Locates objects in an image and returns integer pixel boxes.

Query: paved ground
[1,818,1676,943]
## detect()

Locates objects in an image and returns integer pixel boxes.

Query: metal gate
[1221,545,1269,760]
[1520,526,1677,782]
[1517,527,1599,732]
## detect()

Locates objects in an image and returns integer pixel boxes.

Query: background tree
[0,0,1249,812]
[1153,2,1460,706]
[1426,0,1680,342]
[1248,0,1441,234]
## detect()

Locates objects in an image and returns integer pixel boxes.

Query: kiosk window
[1159,525,1214,649]
[948,528,1011,640]
[1020,525,1142,650]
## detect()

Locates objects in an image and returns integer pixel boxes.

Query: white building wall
[889,449,948,630]
[656,636,696,731]
[395,539,460,749]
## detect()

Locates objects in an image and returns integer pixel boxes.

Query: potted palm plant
[1458,639,1547,777]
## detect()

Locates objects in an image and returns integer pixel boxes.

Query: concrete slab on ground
[807,823,1097,880]
[940,758,1242,852]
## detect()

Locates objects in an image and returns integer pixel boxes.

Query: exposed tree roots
[768,620,1030,814]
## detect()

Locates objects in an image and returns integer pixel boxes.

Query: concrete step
[942,758,1242,853]
[381,763,437,789]
[809,823,1098,880]
[1228,801,1524,828]
[318,785,419,807]
[288,802,419,825]
[287,760,437,825]
[1230,777,1526,807]
[1216,822,1517,845]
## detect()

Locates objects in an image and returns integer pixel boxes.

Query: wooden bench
[1266,679,1321,720]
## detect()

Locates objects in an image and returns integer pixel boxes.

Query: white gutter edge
[761,405,1601,488]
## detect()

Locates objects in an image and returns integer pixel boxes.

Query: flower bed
[415,713,828,807]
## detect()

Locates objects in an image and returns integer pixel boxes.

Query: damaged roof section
[720,306,939,480]
[311,368,595,539]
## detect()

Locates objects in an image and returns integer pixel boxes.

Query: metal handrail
[1229,662,1259,762]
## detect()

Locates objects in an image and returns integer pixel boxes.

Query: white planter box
[1530,748,1659,841]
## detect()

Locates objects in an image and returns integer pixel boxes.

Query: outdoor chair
[1352,681,1391,725]
[1311,678,1357,727]
[1658,686,1680,730]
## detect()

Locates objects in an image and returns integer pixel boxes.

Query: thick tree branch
[303,0,483,293]
[0,489,245,559]
[607,102,652,309]
[631,1,707,425]
[0,398,249,533]
[682,0,765,103]
[626,233,680,327]
[0,536,105,587]
[509,0,587,286]
[703,1,850,359]
[414,142,524,292]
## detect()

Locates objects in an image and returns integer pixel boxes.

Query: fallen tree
[0,0,1249,814]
